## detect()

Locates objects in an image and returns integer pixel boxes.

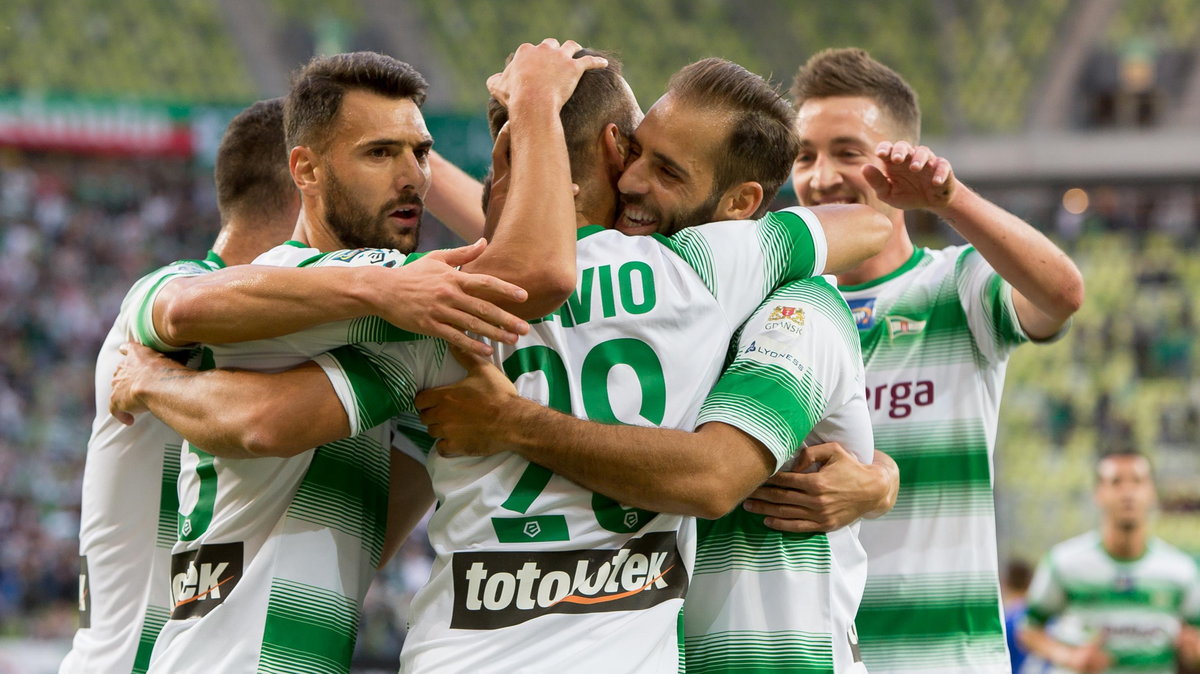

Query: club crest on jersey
[169,542,243,619]
[847,298,876,330]
[764,305,805,334]
[886,315,927,339]
[327,248,392,265]
[449,531,688,630]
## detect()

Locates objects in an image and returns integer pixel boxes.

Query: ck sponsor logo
[847,298,876,330]
[170,542,243,619]
[764,305,805,335]
[450,531,688,630]
[886,315,927,339]
[78,556,91,628]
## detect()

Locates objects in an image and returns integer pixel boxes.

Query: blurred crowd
[0,151,1196,667]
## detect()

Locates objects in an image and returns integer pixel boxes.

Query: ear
[290,146,321,196]
[601,123,629,174]
[717,181,765,221]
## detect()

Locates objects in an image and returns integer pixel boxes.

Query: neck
[292,203,345,252]
[210,219,295,266]
[1102,521,1148,561]
[836,212,914,287]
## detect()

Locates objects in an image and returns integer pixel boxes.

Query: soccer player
[752,48,1086,673]
[111,43,891,672]
[59,98,302,674]
[118,49,586,673]
[420,58,894,674]
[1019,451,1200,673]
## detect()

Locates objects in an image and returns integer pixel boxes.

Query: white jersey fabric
[320,209,828,673]
[62,251,223,674]
[146,242,428,674]
[685,276,874,674]
[844,245,1052,673]
[1024,531,1200,674]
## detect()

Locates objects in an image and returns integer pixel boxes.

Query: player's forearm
[934,184,1084,326]
[809,204,891,274]
[462,104,576,319]
[864,450,900,518]
[134,363,349,458]
[498,403,768,519]
[380,453,436,569]
[426,150,487,242]
[155,266,380,346]
[1018,625,1076,669]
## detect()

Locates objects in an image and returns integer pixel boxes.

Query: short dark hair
[284,51,428,151]
[791,48,921,141]
[668,58,798,218]
[214,98,294,225]
[1095,449,1153,483]
[487,48,638,181]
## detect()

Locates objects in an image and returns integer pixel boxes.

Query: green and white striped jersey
[147,242,429,674]
[323,208,827,673]
[843,245,1044,674]
[685,276,873,674]
[63,252,223,674]
[1024,531,1200,674]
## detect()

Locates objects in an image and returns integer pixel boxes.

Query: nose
[397,149,429,193]
[807,154,842,194]
[618,156,649,197]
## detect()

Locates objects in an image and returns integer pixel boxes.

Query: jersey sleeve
[312,340,444,436]
[954,246,1066,364]
[124,259,217,352]
[658,207,828,331]
[695,277,867,471]
[1022,552,1066,627]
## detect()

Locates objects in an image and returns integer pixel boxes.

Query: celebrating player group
[68,34,1200,674]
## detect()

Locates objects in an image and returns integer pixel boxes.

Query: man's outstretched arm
[111,343,350,458]
[417,356,775,520]
[149,240,529,356]
[866,141,1084,339]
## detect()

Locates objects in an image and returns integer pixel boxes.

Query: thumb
[449,344,492,373]
[799,442,844,470]
[862,164,890,196]
[427,238,486,267]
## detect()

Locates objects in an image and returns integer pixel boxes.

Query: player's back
[403,209,828,673]
[63,254,222,674]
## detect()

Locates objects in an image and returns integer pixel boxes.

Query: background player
[59,98,300,674]
[749,47,1085,673]
[1019,450,1200,673]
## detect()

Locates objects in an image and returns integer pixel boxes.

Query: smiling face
[791,95,904,221]
[318,90,432,252]
[613,94,729,236]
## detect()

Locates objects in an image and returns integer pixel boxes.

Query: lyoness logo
[169,542,243,619]
[450,531,688,629]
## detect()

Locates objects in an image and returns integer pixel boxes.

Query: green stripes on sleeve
[757,209,817,290]
[697,360,823,469]
[655,229,718,298]
[322,345,404,431]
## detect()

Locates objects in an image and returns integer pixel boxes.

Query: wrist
[502,398,562,456]
[928,179,978,224]
[350,266,393,318]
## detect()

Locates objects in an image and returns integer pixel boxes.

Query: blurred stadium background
[0,0,1197,671]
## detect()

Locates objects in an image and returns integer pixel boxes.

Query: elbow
[237,410,305,458]
[687,477,746,520]
[863,207,892,258]
[513,268,576,319]
[1057,270,1085,319]
[158,283,206,345]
